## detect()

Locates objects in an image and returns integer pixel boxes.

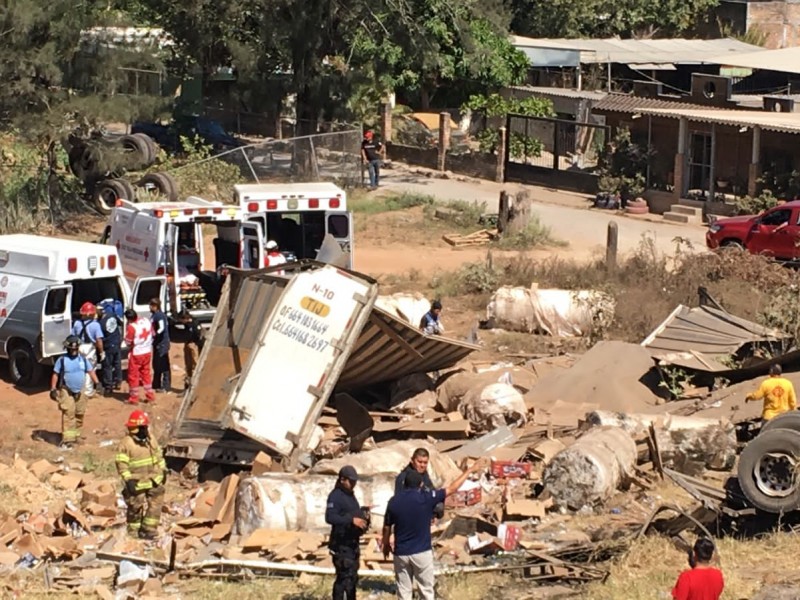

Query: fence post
[437,112,450,172]
[496,126,507,183]
[606,221,618,271]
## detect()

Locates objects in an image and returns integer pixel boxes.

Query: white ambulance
[0,234,161,386]
[101,198,263,322]
[236,183,353,268]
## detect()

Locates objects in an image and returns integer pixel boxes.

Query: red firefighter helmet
[126,410,150,428]
[80,302,96,316]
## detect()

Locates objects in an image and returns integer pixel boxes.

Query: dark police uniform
[99,306,122,393]
[395,464,444,519]
[151,309,170,391]
[325,484,364,600]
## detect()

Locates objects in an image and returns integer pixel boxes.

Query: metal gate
[504,114,609,193]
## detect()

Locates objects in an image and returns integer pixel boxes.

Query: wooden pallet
[442,228,498,247]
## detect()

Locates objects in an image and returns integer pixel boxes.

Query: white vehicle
[236,183,353,268]
[101,198,263,322]
[0,234,162,386]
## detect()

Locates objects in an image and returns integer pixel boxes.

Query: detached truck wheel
[737,428,800,513]
[136,172,179,201]
[9,343,43,388]
[93,179,130,215]
[760,411,800,435]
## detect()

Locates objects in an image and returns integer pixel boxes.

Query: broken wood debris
[442,229,498,247]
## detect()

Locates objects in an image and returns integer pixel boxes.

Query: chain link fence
[171,129,364,189]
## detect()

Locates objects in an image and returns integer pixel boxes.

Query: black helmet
[64,335,80,351]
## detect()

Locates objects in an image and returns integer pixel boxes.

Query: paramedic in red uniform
[124,309,156,404]
[265,240,287,274]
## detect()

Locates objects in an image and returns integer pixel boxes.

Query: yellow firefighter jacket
[748,376,797,420]
[115,434,167,493]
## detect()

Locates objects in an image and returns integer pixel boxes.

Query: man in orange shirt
[745,364,796,421]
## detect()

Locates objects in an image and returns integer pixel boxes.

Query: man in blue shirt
[50,335,100,450]
[72,302,104,396]
[419,300,444,336]
[382,460,484,599]
[149,298,171,393]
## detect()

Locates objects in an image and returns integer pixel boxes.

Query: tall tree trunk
[420,87,430,111]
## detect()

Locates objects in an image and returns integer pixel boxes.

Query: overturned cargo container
[167,261,479,470]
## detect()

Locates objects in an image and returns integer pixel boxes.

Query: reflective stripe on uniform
[120,471,132,480]
[142,517,160,526]
[116,454,130,463]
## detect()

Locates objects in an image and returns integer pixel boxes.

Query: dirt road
[378,166,707,260]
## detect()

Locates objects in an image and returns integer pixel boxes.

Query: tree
[462,93,554,156]
[510,0,719,38]
[132,0,528,133]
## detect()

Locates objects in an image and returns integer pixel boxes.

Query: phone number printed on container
[272,319,330,352]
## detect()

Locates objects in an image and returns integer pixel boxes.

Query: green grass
[349,190,435,214]
[494,217,567,250]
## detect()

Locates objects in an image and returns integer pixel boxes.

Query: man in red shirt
[672,538,724,600]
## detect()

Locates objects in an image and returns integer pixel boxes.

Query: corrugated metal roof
[636,107,800,133]
[507,85,608,101]
[593,93,724,113]
[641,304,785,358]
[511,37,762,66]
[707,47,800,76]
[337,308,479,390]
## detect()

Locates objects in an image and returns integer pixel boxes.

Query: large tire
[133,133,159,166]
[8,343,43,388]
[93,179,129,215]
[119,134,152,169]
[136,172,179,201]
[760,411,800,435]
[721,239,745,251]
[737,428,800,513]
[116,178,136,202]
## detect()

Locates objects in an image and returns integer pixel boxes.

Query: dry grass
[582,532,800,599]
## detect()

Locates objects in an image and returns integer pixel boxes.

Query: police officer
[325,465,369,600]
[98,302,123,397]
[394,448,444,520]
[149,298,171,393]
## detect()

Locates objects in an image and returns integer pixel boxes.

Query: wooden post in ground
[498,191,510,234]
[496,126,507,182]
[437,112,450,172]
[606,221,618,271]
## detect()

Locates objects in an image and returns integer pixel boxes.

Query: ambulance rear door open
[239,222,264,269]
[130,276,167,319]
[41,285,73,358]
[325,211,353,265]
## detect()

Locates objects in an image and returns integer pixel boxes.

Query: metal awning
[641,304,788,372]
[707,47,800,76]
[635,107,800,134]
[337,308,480,390]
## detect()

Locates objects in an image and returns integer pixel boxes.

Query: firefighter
[177,310,205,389]
[124,309,155,404]
[49,335,100,450]
[115,410,167,540]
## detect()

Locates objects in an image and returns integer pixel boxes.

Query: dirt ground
[0,182,707,466]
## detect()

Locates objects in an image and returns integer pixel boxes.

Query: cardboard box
[490,460,531,479]
[445,484,482,508]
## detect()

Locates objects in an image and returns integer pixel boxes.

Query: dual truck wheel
[92,172,179,215]
[737,412,800,513]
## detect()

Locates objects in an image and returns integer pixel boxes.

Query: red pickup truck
[706,201,800,260]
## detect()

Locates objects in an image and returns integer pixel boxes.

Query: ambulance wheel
[136,172,179,201]
[93,179,128,215]
[8,343,43,388]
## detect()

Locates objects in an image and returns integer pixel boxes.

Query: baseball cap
[404,471,424,489]
[338,465,359,482]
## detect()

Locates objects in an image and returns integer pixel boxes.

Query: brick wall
[748,1,800,48]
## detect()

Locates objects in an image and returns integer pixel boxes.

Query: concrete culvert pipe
[737,428,800,513]
[233,473,396,536]
[543,426,637,511]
